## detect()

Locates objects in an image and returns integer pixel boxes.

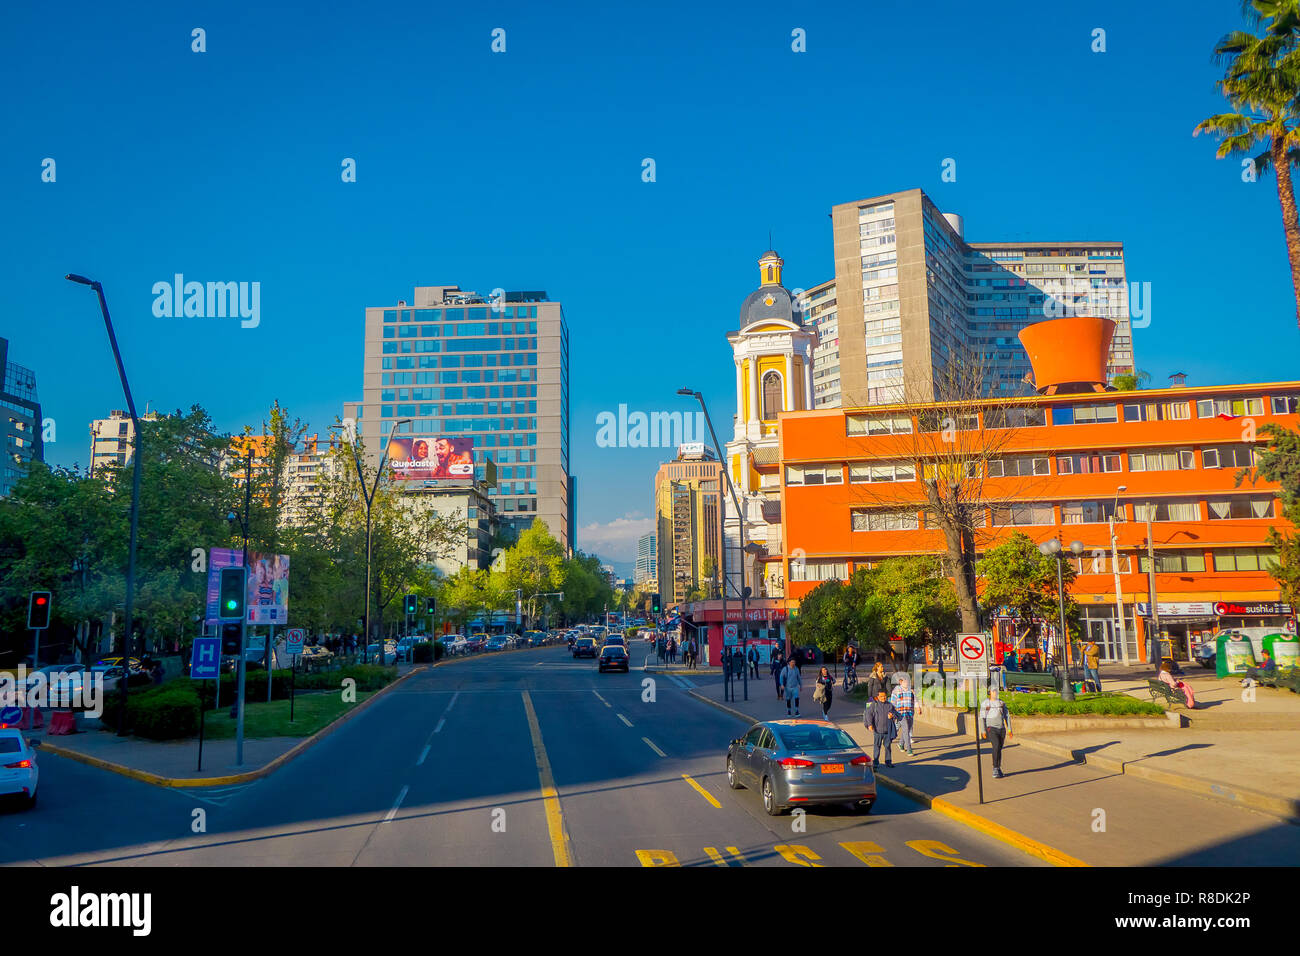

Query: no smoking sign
[960,635,986,660]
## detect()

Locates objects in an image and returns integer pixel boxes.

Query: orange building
[777,317,1298,665]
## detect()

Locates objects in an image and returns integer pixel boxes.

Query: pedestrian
[748,644,759,679]
[771,652,785,699]
[978,685,1013,778]
[783,657,802,716]
[889,674,918,755]
[1083,636,1102,693]
[866,660,887,702]
[814,665,835,718]
[1158,660,1197,707]
[864,689,900,767]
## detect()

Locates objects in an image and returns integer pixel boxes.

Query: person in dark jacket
[864,690,901,767]
[814,666,835,718]
[866,661,887,702]
[771,651,785,699]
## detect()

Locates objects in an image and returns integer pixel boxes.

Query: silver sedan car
[726,719,876,816]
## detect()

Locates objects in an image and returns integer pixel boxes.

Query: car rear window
[775,727,858,752]
[602,647,625,655]
[0,738,22,754]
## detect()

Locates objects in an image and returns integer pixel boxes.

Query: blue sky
[3,0,1297,572]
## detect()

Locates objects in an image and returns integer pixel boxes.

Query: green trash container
[1263,633,1299,670]
[1216,635,1256,678]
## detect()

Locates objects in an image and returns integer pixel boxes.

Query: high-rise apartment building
[354,285,572,551]
[655,447,722,605]
[1,338,42,496]
[88,409,163,479]
[635,532,658,589]
[820,188,1134,406]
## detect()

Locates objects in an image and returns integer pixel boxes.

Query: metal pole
[197,680,207,772]
[1146,517,1162,671]
[973,688,984,804]
[1109,515,1129,666]
[236,451,251,766]
[1055,556,1075,702]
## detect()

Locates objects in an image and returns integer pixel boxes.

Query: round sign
[0,706,22,726]
[959,635,986,661]
[1214,602,1227,616]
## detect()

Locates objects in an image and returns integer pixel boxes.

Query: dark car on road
[598,645,629,673]
[726,719,875,817]
[572,637,598,659]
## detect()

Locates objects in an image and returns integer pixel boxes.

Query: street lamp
[679,388,751,701]
[66,274,140,735]
[333,419,411,657]
[1109,485,1129,666]
[1038,538,1084,702]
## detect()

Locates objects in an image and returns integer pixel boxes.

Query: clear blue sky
[2,1,1296,572]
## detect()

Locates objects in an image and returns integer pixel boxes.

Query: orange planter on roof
[1018,316,1115,393]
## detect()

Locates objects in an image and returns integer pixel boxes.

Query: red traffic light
[36,597,47,606]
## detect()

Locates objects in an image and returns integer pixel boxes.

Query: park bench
[1244,667,1280,688]
[1004,671,1058,692]
[1147,678,1189,709]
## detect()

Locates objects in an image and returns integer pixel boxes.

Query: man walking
[864,689,900,768]
[771,650,785,700]
[747,644,759,679]
[889,674,919,755]
[783,656,802,716]
[978,685,1013,778]
[1083,635,1102,693]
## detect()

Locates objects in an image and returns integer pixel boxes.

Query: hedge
[295,664,395,692]
[413,641,445,663]
[98,684,200,740]
[1003,692,1164,717]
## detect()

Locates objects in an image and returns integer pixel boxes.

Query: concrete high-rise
[354,286,572,551]
[635,531,658,589]
[655,447,722,605]
[819,187,1135,406]
[2,338,42,496]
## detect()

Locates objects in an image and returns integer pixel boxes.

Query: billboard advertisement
[387,436,475,480]
[204,548,290,626]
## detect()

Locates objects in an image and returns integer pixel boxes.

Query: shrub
[413,641,436,663]
[97,683,201,739]
[296,664,394,692]
[1003,692,1164,717]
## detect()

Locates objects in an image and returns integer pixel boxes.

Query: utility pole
[1110,485,1129,666]
[1146,517,1162,671]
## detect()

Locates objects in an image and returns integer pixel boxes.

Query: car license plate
[820,764,844,774]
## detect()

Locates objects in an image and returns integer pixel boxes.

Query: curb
[39,665,430,789]
[1014,736,1300,824]
[686,689,1089,868]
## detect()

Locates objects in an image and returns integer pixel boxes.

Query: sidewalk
[688,678,1300,866]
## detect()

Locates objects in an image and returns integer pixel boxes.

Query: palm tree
[1195,1,1300,329]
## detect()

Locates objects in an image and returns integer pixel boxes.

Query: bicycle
[842,663,858,692]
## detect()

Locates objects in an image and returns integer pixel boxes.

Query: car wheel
[762,777,783,816]
[857,800,874,815]
[727,756,743,790]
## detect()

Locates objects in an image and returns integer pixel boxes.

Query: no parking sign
[957,633,989,678]
[286,628,305,656]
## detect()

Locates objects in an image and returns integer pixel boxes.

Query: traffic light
[221,621,243,656]
[651,593,661,615]
[218,567,247,621]
[27,591,52,629]
[425,597,436,616]
[405,594,418,616]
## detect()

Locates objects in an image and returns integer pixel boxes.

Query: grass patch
[1003,692,1164,717]
[200,689,375,739]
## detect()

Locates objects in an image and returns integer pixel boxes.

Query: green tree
[1112,369,1152,391]
[1195,0,1300,329]
[978,532,1078,651]
[500,520,566,628]
[1239,422,1300,606]
[871,556,960,667]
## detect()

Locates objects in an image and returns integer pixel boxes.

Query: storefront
[680,600,788,666]
[1134,601,1296,664]
[1212,601,1296,633]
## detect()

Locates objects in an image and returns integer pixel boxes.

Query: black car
[572,637,598,658]
[598,645,629,673]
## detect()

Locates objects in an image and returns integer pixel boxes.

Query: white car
[0,729,39,809]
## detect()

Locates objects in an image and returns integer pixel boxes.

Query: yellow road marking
[642,737,666,757]
[681,773,721,808]
[774,844,823,867]
[702,847,727,866]
[840,840,894,866]
[636,849,680,866]
[906,839,984,867]
[724,846,747,865]
[522,691,572,867]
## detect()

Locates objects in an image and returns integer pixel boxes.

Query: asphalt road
[0,645,1041,867]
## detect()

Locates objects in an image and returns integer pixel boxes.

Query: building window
[785,464,843,486]
[990,503,1054,526]
[918,410,979,433]
[987,456,1049,477]
[1061,500,1125,524]
[789,560,849,582]
[1139,552,1207,573]
[1123,401,1190,422]
[1128,449,1195,472]
[1134,500,1200,522]
[1206,497,1275,519]
[1071,552,1132,574]
[1213,548,1279,571]
[849,462,916,483]
[851,509,919,531]
[1201,445,1259,469]
[1057,452,1122,474]
[1271,395,1300,414]
[985,406,1047,429]
[847,413,912,436]
[761,371,783,420]
[1197,397,1264,418]
[1054,403,1118,425]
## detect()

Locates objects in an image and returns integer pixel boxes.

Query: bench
[1147,678,1189,709]
[1244,667,1280,687]
[1004,671,1058,692]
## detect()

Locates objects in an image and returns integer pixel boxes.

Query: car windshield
[602,647,625,656]
[775,726,858,752]
[0,737,22,754]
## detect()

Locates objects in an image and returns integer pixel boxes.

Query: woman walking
[783,657,803,716]
[771,649,786,699]
[866,660,887,702]
[814,665,835,718]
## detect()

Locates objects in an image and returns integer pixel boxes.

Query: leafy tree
[500,520,566,628]
[1239,422,1300,606]
[1112,369,1152,391]
[978,532,1078,652]
[870,555,960,667]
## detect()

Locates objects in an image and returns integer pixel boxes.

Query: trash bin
[1216,635,1255,678]
[1263,633,1299,670]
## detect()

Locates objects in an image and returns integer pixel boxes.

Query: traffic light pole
[236,453,252,766]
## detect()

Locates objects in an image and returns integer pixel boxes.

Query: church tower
[723,250,815,602]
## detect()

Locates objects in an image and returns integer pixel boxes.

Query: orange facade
[778,383,1299,662]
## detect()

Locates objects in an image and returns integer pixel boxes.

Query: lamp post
[679,388,750,700]
[1038,538,1084,702]
[225,447,253,764]
[1109,485,1129,665]
[334,419,411,657]
[65,275,140,735]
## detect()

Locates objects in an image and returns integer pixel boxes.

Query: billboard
[204,548,290,626]
[387,436,475,480]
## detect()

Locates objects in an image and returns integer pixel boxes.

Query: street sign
[958,632,989,678]
[190,637,221,680]
[723,623,738,645]
[0,706,22,727]
[286,628,305,656]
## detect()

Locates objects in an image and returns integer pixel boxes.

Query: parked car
[726,719,875,817]
[301,644,333,665]
[598,645,629,673]
[445,635,468,656]
[365,644,397,665]
[0,728,39,809]
[1193,641,1217,669]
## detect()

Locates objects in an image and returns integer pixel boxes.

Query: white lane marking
[445,691,460,712]
[434,718,446,734]
[642,737,667,757]
[417,745,431,765]
[617,713,633,727]
[384,785,410,823]
[678,677,697,689]
[664,674,688,689]
[592,690,612,708]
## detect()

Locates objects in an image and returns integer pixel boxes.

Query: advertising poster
[386,436,475,480]
[204,547,243,627]
[203,548,289,625]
